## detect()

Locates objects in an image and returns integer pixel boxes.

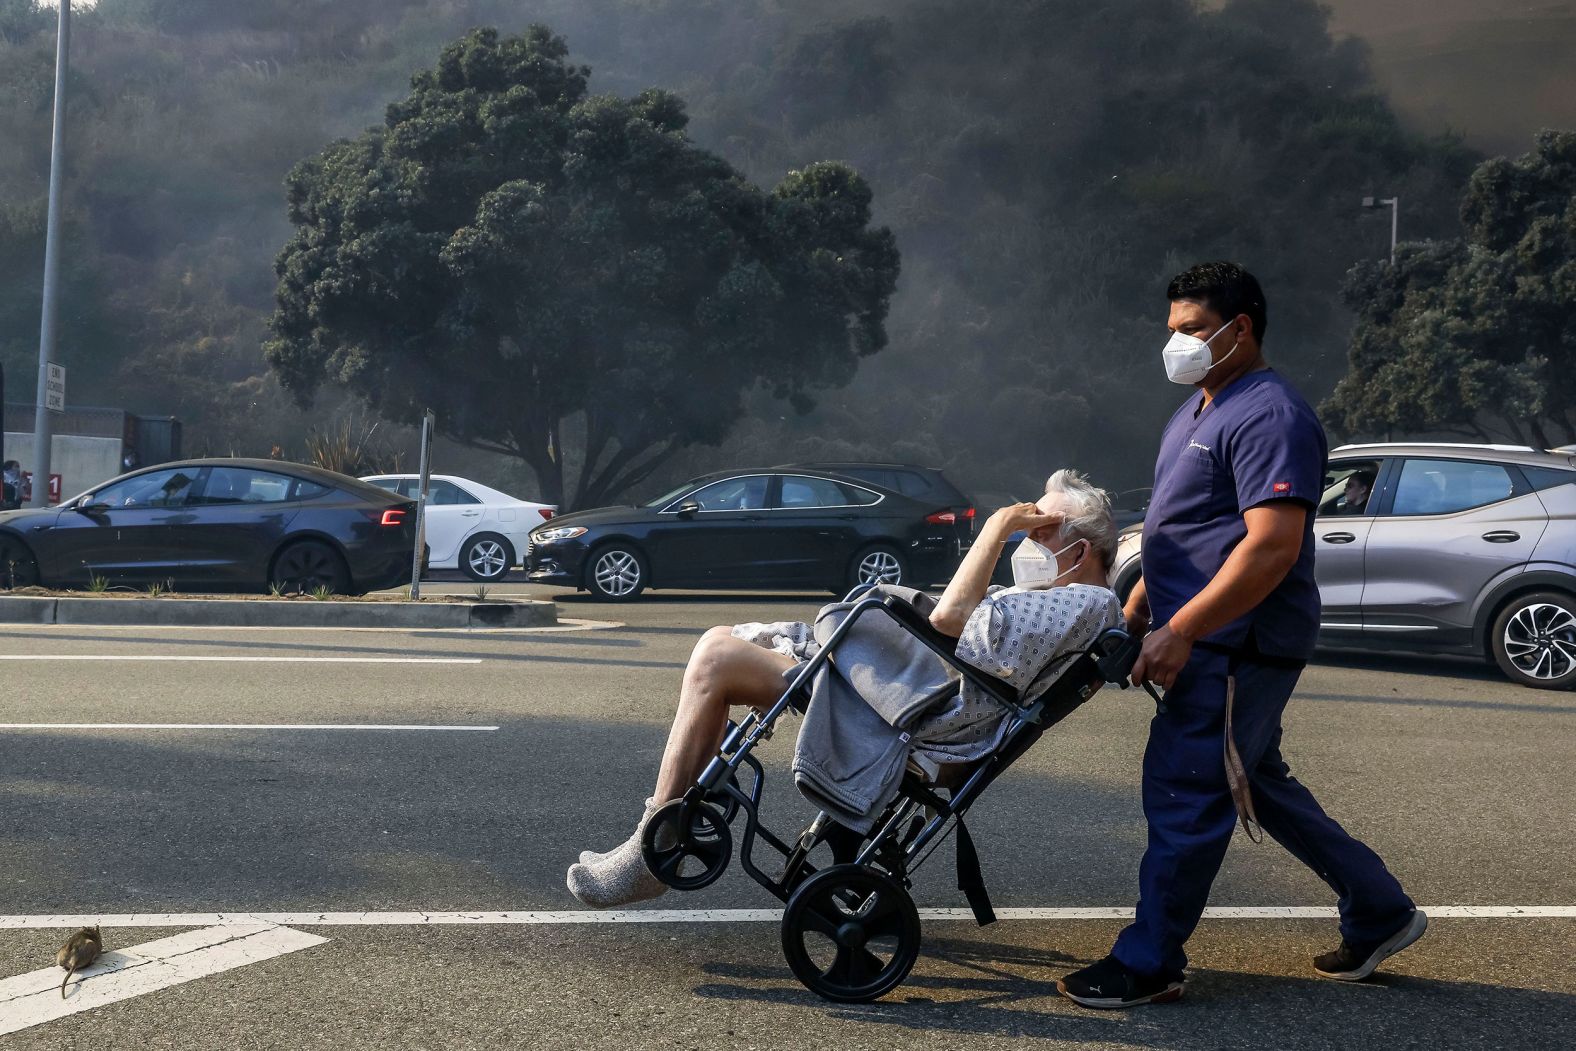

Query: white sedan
[360,474,555,582]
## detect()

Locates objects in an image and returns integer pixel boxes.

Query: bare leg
[567,626,796,908]
[652,626,796,803]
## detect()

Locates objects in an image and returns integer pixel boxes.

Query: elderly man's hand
[989,502,1062,539]
[1131,623,1193,691]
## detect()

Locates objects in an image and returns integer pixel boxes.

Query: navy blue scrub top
[1142,368,1326,660]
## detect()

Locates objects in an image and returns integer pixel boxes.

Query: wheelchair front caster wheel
[780,864,921,1003]
[641,799,732,891]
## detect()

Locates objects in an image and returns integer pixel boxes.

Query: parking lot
[2,583,1573,1049]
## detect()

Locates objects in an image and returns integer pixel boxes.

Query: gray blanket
[735,582,1120,834]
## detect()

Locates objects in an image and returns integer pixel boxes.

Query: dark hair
[1348,470,1376,488]
[1166,261,1267,344]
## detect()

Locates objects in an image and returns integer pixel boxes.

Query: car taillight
[380,509,407,527]
[961,507,976,519]
[926,510,957,525]
[538,508,554,520]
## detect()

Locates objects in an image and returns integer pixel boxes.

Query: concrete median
[0,595,556,629]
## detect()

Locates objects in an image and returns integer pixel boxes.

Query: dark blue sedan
[0,459,417,594]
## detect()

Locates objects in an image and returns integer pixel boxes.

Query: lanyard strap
[1223,674,1264,843]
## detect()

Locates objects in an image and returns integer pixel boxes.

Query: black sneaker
[1314,909,1429,981]
[1057,954,1185,1009]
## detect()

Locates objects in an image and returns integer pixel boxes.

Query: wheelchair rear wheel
[641,799,733,891]
[780,864,921,1003]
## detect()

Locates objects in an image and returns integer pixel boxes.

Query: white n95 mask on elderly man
[1161,319,1238,385]
[1010,537,1085,590]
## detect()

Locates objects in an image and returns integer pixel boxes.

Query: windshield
[642,481,699,509]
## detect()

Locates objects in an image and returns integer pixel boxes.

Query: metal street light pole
[1360,194,1400,266]
[28,0,70,507]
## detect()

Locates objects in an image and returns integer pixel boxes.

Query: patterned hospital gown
[732,583,1121,775]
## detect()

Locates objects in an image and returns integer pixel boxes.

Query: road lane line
[0,619,619,633]
[0,923,326,1036]
[1,905,1571,929]
[0,655,481,663]
[0,724,499,731]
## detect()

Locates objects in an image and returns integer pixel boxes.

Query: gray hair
[1043,468,1118,570]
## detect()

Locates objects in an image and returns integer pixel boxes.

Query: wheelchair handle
[1093,627,1166,705]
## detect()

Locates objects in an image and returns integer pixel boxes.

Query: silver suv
[1111,443,1576,689]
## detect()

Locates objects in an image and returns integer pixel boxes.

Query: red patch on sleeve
[1273,481,1291,493]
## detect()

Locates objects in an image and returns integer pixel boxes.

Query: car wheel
[1490,591,1576,690]
[586,544,648,601]
[269,540,351,595]
[847,544,906,590]
[460,533,514,583]
[0,536,40,589]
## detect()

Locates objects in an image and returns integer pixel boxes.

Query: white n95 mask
[1162,319,1238,385]
[1010,537,1085,590]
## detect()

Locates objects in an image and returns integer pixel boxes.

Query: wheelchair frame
[640,584,1144,1003]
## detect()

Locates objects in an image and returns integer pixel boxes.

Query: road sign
[20,471,62,505]
[45,362,65,413]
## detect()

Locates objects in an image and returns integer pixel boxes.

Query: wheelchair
[639,585,1146,1003]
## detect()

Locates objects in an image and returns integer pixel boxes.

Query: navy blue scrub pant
[1111,647,1415,978]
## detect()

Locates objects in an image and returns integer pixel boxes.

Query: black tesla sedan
[0,459,417,594]
[525,469,967,600]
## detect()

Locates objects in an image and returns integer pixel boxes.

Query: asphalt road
[1,584,1572,1049]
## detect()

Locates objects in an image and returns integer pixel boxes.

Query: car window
[839,468,929,498]
[839,482,883,506]
[365,478,400,493]
[1523,466,1576,492]
[683,475,770,511]
[91,467,198,509]
[426,480,480,506]
[293,479,332,500]
[1391,458,1514,516]
[1318,460,1381,517]
[776,475,855,509]
[890,471,934,498]
[194,467,297,505]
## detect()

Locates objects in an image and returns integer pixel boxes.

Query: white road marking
[3,619,621,634]
[0,923,326,1036]
[0,724,498,731]
[0,905,1571,929]
[0,655,481,663]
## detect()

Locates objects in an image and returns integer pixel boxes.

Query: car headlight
[532,525,587,542]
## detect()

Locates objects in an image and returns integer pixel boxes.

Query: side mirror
[676,499,701,516]
[76,498,108,514]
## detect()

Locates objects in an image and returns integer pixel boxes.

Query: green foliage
[302,411,403,476]
[266,26,898,508]
[1327,131,1576,447]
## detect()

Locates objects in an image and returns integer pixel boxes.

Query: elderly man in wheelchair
[566,467,1143,1002]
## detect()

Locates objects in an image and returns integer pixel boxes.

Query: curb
[0,596,556,629]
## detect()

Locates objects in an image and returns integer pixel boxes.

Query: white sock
[566,832,668,909]
[579,797,658,866]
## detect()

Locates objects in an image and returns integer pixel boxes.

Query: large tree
[265,26,898,508]
[1327,130,1576,447]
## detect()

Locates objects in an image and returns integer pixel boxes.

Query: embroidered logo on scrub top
[1273,481,1291,493]
[1187,440,1212,453]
